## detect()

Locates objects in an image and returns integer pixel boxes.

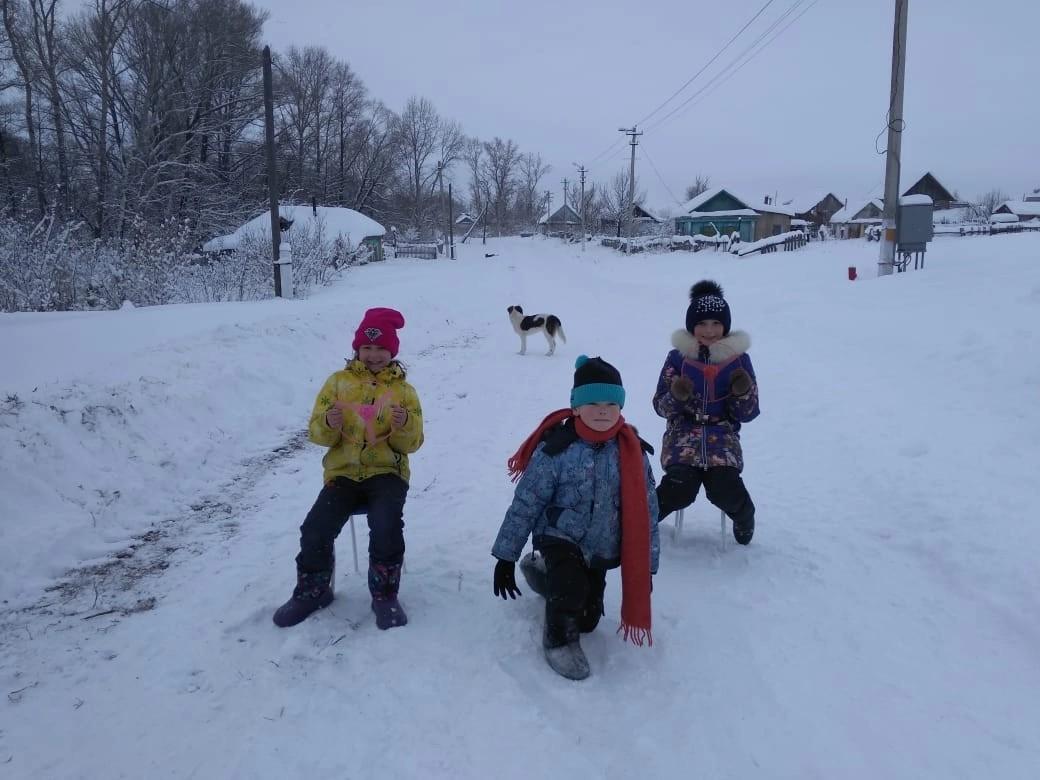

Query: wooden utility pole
[878,0,909,277]
[574,163,587,252]
[436,160,446,255]
[448,182,455,259]
[263,45,282,297]
[561,178,569,208]
[618,126,642,249]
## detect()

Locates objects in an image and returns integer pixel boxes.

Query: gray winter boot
[368,561,408,630]
[272,569,334,627]
[543,617,590,680]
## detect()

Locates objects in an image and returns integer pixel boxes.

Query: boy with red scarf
[490,355,659,680]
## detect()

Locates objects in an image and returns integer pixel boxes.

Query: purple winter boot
[272,569,334,627]
[368,561,407,630]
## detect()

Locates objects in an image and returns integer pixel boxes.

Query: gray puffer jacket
[492,430,660,572]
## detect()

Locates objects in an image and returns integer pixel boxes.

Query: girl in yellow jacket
[274,308,424,630]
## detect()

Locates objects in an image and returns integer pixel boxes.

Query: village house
[901,172,964,211]
[203,204,387,262]
[674,188,760,242]
[829,199,884,239]
[779,192,846,228]
[538,203,581,235]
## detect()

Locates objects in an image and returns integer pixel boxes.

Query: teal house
[674,188,760,242]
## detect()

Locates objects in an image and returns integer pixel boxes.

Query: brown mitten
[729,368,753,398]
[670,375,694,401]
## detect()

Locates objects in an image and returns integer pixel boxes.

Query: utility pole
[448,182,455,259]
[263,46,282,296]
[573,163,587,252]
[544,189,553,225]
[436,160,446,255]
[619,126,642,250]
[878,0,909,277]
[561,178,569,208]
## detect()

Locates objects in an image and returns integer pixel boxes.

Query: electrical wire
[635,0,779,127]
[646,0,821,134]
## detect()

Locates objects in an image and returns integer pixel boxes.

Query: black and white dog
[507,305,566,356]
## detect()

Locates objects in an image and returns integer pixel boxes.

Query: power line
[636,0,778,127]
[646,0,821,134]
[640,144,684,207]
[646,0,810,133]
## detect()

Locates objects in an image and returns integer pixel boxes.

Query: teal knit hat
[570,354,626,409]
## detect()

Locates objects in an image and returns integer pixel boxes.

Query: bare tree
[1,0,46,216]
[516,151,550,228]
[971,188,1010,221]
[601,169,646,237]
[482,136,518,236]
[461,136,485,214]
[397,95,461,236]
[684,174,711,201]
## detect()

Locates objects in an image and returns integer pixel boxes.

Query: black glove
[729,368,753,398]
[493,558,522,599]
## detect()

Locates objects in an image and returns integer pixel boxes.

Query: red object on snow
[848,266,857,281]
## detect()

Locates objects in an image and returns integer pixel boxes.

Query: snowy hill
[2,234,1039,778]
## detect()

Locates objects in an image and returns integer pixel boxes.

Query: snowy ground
[2,232,1039,778]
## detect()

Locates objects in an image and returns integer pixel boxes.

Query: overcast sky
[250,0,1037,211]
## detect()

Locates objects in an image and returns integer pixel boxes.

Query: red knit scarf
[507,409,653,646]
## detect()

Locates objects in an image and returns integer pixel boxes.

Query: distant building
[455,212,476,232]
[993,200,1040,220]
[203,204,387,261]
[674,188,760,242]
[901,172,963,211]
[829,199,884,239]
[539,203,581,235]
[752,196,793,239]
[779,192,846,227]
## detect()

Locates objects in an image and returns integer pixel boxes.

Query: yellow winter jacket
[308,359,424,485]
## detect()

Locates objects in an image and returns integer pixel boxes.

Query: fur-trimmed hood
[670,329,751,363]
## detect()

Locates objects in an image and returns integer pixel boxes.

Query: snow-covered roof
[901,171,957,202]
[676,208,759,219]
[990,212,1019,224]
[543,204,581,224]
[754,202,795,217]
[677,187,752,214]
[455,212,475,224]
[900,194,933,206]
[779,192,841,215]
[831,199,884,224]
[203,205,385,252]
[996,200,1040,217]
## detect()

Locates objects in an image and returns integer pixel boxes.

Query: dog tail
[547,315,565,343]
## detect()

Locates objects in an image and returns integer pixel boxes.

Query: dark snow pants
[541,541,608,646]
[295,474,408,573]
[656,464,755,527]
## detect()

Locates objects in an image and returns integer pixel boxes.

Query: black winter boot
[578,571,607,634]
[732,516,754,545]
[368,561,408,630]
[272,569,334,627]
[543,615,590,680]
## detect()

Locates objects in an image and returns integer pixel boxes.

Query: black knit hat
[686,280,731,335]
[570,355,625,409]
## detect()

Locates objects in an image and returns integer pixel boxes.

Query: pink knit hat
[352,307,405,357]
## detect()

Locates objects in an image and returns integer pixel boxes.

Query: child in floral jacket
[273,307,424,629]
[653,281,760,544]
